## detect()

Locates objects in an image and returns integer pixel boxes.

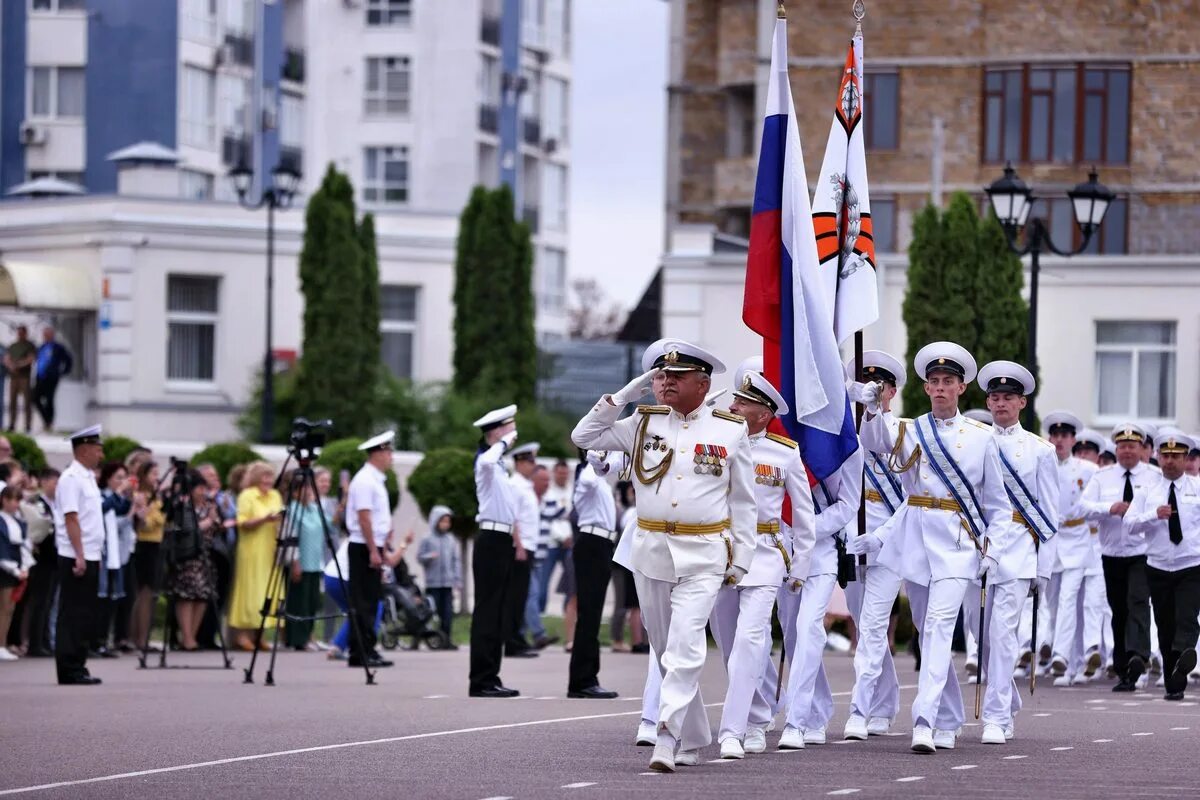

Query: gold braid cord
[885,420,921,474]
[771,535,792,573]
[633,412,673,491]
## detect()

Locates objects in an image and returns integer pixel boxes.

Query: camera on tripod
[289,417,333,457]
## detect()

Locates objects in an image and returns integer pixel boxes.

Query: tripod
[138,464,233,671]
[242,446,375,686]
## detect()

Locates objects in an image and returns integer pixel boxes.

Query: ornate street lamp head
[228,162,253,199]
[271,163,301,203]
[985,162,1032,231]
[1067,168,1114,238]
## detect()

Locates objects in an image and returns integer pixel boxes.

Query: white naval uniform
[572,399,756,746]
[862,411,1012,731]
[53,459,106,561]
[847,413,907,724]
[708,431,816,743]
[781,448,864,734]
[961,423,1057,730]
[1049,456,1101,674]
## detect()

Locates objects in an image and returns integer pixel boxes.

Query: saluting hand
[611,368,660,406]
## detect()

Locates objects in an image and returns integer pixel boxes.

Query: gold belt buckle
[664,521,676,534]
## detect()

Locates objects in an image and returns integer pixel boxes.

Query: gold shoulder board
[712,409,745,424]
[963,418,989,429]
[766,432,798,448]
[637,404,670,415]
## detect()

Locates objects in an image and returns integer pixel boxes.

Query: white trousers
[847,564,902,721]
[1052,568,1102,673]
[754,585,801,726]
[963,579,1027,727]
[906,579,967,730]
[1036,572,1062,656]
[783,572,837,731]
[710,584,778,741]
[634,571,723,749]
[641,643,662,724]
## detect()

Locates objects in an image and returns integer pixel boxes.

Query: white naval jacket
[861,411,1012,584]
[474,441,517,529]
[991,422,1059,583]
[1079,462,1155,557]
[857,412,907,567]
[1051,456,1099,572]
[742,430,816,587]
[572,400,756,582]
[809,447,865,578]
[1124,473,1200,572]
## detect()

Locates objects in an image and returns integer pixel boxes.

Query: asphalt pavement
[2,643,1198,799]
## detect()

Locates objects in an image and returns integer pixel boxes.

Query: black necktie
[1123,471,1134,503]
[1168,482,1183,545]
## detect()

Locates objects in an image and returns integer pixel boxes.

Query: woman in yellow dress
[228,462,284,651]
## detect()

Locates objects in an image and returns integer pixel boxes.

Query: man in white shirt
[506,443,542,658]
[346,430,395,669]
[1124,429,1200,700]
[54,425,106,685]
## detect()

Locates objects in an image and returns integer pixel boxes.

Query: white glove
[612,368,659,406]
[704,388,728,408]
[1034,576,1050,597]
[500,429,518,450]
[585,451,608,473]
[977,553,998,580]
[785,577,804,595]
[849,380,882,414]
[846,533,882,555]
[723,565,748,587]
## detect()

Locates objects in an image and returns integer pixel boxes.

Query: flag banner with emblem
[811,32,879,344]
[741,17,858,482]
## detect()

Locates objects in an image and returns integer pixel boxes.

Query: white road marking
[1170,727,1190,731]
[423,694,448,699]
[480,796,513,800]
[895,776,924,782]
[562,783,596,789]
[1180,702,1196,707]
[950,765,977,771]
[1092,707,1108,711]
[827,790,861,795]
[705,759,736,764]
[1050,747,1073,752]
[1093,738,1113,743]
[536,696,556,701]
[1003,755,1028,760]
[1086,699,1106,704]
[638,772,660,776]
[1122,702,1140,707]
[831,740,855,745]
[1132,732,1154,736]
[1032,713,1051,717]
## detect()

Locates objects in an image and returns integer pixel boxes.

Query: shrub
[316,438,400,511]
[406,448,477,537]
[101,435,143,466]
[6,432,46,472]
[189,442,265,488]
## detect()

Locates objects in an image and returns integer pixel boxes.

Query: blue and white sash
[913,414,988,546]
[865,452,904,515]
[997,445,1056,543]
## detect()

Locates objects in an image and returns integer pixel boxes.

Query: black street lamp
[229,161,301,443]
[985,163,1114,427]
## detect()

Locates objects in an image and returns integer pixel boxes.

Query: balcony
[223,33,254,67]
[522,117,541,146]
[478,103,499,134]
[480,15,501,46]
[282,48,305,84]
[522,205,539,233]
[221,132,252,166]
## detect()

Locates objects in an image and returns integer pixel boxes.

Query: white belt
[478,520,513,534]
[579,524,618,543]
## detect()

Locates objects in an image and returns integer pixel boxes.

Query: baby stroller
[379,563,451,651]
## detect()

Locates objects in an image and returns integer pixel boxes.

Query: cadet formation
[468,338,1200,773]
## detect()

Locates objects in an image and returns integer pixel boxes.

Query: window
[541,163,567,231]
[166,276,219,383]
[28,66,84,119]
[539,249,567,313]
[1095,321,1175,421]
[479,55,501,106]
[181,66,216,148]
[522,0,545,49]
[1028,196,1128,255]
[864,71,898,151]
[543,77,568,145]
[280,93,304,149]
[363,146,409,205]
[28,170,84,185]
[364,56,411,116]
[545,0,569,55]
[366,0,411,26]
[181,0,218,43]
[219,74,250,135]
[983,63,1130,164]
[380,286,418,380]
[869,196,897,253]
[223,0,253,37]
[32,0,85,10]
[179,170,214,200]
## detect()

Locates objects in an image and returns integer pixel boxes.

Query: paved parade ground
[3,646,1198,799]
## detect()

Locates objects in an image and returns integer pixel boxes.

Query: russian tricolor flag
[742,18,858,482]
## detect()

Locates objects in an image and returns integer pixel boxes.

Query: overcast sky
[568,0,668,310]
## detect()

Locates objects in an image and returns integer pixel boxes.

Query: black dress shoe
[347,656,394,668]
[1125,655,1146,686]
[506,649,539,658]
[59,675,102,686]
[1173,648,1198,685]
[94,647,119,659]
[1112,679,1137,693]
[568,686,619,699]
[1165,691,1186,701]
[534,635,560,650]
[630,643,651,654]
[469,685,520,698]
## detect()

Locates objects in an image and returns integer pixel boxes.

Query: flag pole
[778,1,786,19]
[852,0,869,571]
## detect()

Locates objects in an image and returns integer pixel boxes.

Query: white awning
[0,262,98,311]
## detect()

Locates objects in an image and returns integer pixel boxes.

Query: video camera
[289,417,333,458]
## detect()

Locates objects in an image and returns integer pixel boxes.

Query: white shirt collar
[932,412,961,429]
[995,422,1023,436]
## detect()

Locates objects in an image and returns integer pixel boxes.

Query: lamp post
[985,163,1114,427]
[229,161,301,443]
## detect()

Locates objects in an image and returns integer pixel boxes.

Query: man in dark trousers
[568,450,623,699]
[34,326,72,433]
[469,405,521,698]
[345,430,396,669]
[54,425,106,685]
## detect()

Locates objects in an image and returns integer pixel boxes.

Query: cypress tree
[974,211,1033,406]
[940,192,985,410]
[452,187,488,392]
[358,212,382,397]
[900,204,944,416]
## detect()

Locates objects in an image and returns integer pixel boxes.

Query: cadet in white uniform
[853,342,1011,754]
[1042,411,1103,685]
[843,350,907,740]
[964,362,1057,745]
[572,339,756,773]
[1080,423,1155,692]
[505,442,542,658]
[708,367,816,759]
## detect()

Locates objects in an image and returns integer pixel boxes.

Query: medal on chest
[755,463,784,487]
[695,444,727,476]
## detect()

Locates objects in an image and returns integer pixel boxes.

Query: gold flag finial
[777,2,786,19]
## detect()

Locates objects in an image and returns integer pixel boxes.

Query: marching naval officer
[346,430,396,669]
[853,342,1011,754]
[1124,429,1200,700]
[468,405,522,698]
[967,361,1058,745]
[54,425,106,685]
[708,365,816,759]
[843,350,908,740]
[572,339,756,773]
[1080,422,1154,692]
[505,441,541,658]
